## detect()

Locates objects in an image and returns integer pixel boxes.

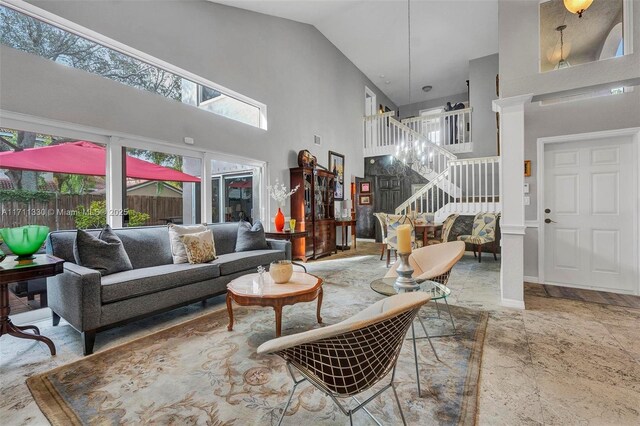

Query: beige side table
[226,271,323,337]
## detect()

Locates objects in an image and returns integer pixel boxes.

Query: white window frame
[0,109,268,229]
[1,0,268,130]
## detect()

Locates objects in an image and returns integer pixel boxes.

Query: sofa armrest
[46,262,102,331]
[266,239,291,260]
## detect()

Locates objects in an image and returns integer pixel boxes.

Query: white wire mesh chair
[386,241,465,338]
[257,292,431,425]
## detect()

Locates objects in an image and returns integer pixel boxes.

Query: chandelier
[388,0,434,176]
[555,25,571,70]
[393,136,435,175]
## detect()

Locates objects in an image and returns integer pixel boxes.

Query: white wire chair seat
[258,292,431,425]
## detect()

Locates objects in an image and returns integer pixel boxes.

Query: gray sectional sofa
[46,223,291,355]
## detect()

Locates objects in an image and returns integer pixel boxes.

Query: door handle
[544,218,557,224]
[544,208,551,214]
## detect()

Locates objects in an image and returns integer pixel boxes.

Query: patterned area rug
[27,251,488,425]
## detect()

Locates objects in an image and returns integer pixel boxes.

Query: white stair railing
[364,111,499,219]
[363,111,397,156]
[402,108,473,154]
[395,168,452,216]
[363,112,456,181]
[395,156,500,217]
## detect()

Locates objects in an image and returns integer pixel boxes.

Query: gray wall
[522,90,640,278]
[397,93,468,119]
[465,53,499,159]
[1,1,396,218]
[497,0,640,279]
[397,54,499,160]
[498,0,640,98]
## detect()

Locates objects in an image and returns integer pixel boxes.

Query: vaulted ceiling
[212,0,498,106]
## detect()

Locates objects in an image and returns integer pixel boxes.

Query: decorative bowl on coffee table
[269,260,293,283]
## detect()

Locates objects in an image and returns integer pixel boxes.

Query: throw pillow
[235,220,269,252]
[73,225,133,276]
[168,224,208,263]
[179,230,217,264]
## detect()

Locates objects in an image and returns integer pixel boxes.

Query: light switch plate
[523,196,530,206]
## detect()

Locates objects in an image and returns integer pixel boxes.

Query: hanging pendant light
[563,0,593,18]
[389,0,436,176]
[555,25,571,70]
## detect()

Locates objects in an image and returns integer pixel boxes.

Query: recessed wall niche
[539,0,625,72]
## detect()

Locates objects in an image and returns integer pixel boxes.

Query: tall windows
[0,5,265,128]
[224,175,253,222]
[210,159,257,224]
[210,174,254,223]
[211,177,221,223]
[0,127,106,231]
[123,148,201,226]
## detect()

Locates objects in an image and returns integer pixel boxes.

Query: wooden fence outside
[0,194,183,230]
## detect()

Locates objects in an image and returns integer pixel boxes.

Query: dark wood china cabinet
[290,167,336,261]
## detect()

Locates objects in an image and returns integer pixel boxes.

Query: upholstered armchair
[373,212,388,261]
[385,214,416,267]
[426,214,459,246]
[257,292,431,426]
[415,212,435,224]
[457,212,499,262]
[414,212,435,242]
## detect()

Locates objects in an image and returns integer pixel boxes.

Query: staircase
[363,109,500,221]
[402,108,473,154]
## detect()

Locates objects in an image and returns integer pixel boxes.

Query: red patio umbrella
[0,141,200,182]
[228,179,252,189]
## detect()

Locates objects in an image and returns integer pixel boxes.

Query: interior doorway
[539,131,639,295]
[364,86,377,148]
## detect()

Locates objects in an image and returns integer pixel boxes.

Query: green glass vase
[0,225,50,260]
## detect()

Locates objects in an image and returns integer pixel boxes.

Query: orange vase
[274,208,285,232]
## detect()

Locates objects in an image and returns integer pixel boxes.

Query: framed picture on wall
[524,160,532,177]
[359,181,371,194]
[359,194,372,205]
[328,151,345,200]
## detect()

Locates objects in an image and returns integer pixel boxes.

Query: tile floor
[1,243,639,425]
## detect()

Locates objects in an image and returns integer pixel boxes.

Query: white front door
[543,136,638,294]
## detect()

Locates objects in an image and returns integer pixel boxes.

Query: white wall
[0,1,396,218]
[396,53,499,160]
[397,93,468,119]
[523,90,640,279]
[497,0,640,281]
[466,53,499,159]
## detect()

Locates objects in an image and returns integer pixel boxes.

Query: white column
[492,94,532,309]
[106,137,124,228]
[201,153,213,224]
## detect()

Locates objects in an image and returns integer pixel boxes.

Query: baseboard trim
[524,275,540,284]
[501,298,525,310]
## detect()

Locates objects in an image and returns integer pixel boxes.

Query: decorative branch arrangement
[267,179,300,207]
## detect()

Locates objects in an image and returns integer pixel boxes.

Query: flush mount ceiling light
[422,85,433,93]
[563,0,593,18]
[555,25,571,69]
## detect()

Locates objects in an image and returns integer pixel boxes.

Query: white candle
[397,224,412,254]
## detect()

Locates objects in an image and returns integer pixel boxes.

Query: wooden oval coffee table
[226,271,323,337]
